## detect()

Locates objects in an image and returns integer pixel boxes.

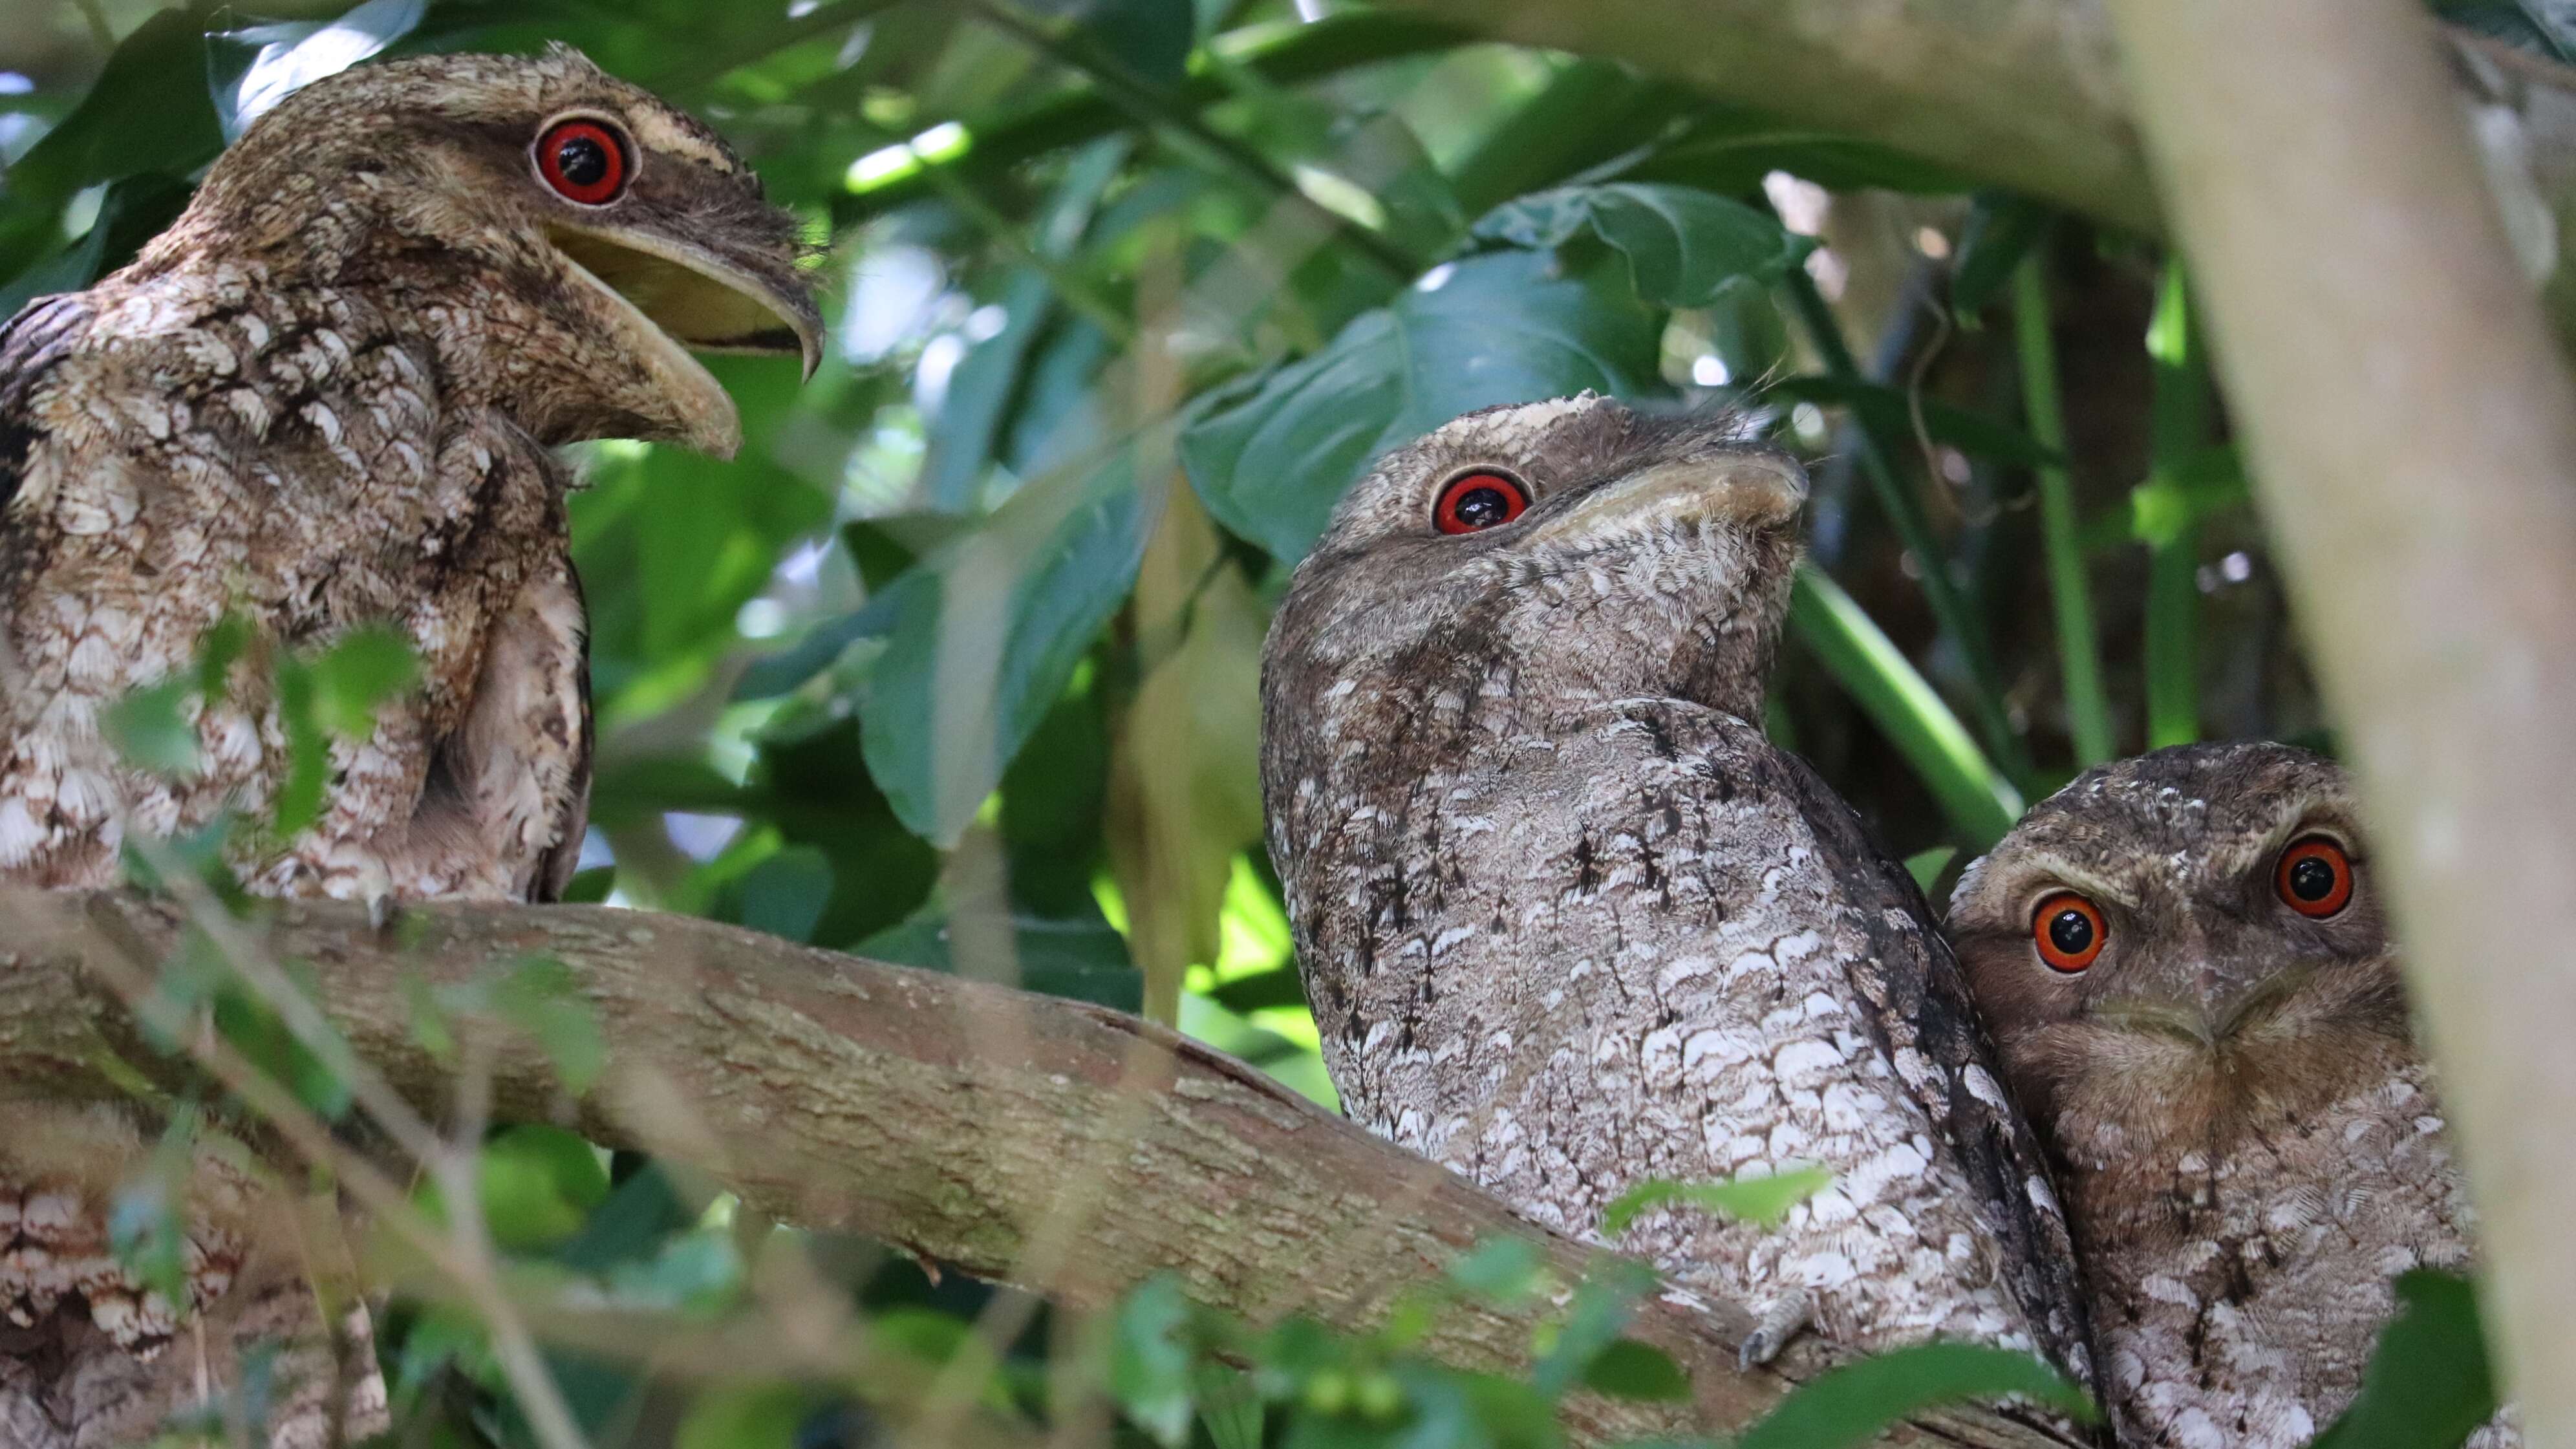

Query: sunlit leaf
[1904,846,1957,894]
[1735,1343,2096,1449]
[310,627,420,739]
[478,1124,611,1252]
[1181,249,1660,563]
[1472,182,1810,308]
[209,0,429,141]
[1447,1236,1543,1303]
[1601,1166,1833,1236]
[676,1384,808,1449]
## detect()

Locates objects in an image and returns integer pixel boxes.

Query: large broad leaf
[859,435,1161,845]
[1735,1343,2096,1449]
[1180,249,1660,563]
[209,0,429,140]
[2311,1271,2500,1449]
[1471,183,1810,309]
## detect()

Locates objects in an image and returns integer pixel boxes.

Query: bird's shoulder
[0,292,100,519]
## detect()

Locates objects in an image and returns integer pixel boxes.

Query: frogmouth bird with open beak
[0,47,819,1447]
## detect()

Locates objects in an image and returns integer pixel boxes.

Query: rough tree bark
[0,888,2087,1449]
[2100,1,2576,1445]
[1384,0,2576,340]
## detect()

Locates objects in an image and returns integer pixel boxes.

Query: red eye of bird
[536,118,629,206]
[2276,836,2354,918]
[1433,471,1529,534]
[2032,892,2106,974]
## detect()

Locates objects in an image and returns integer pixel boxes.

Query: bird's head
[145,47,822,456]
[1262,394,1805,766]
[1948,742,2409,1159]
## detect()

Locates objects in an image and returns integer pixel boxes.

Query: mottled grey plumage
[0,48,817,1446]
[1949,743,2508,1448]
[1260,394,2096,1385]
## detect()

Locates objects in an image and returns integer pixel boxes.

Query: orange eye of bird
[1433,471,1529,534]
[536,118,628,206]
[2275,836,2354,918]
[2032,892,2106,973]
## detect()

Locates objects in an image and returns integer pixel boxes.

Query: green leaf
[107,678,200,777]
[2311,1271,2500,1449]
[1,10,222,213]
[269,657,328,841]
[676,1384,808,1449]
[858,437,1157,846]
[489,956,607,1095]
[1948,193,2054,318]
[1600,1166,1832,1236]
[1446,1236,1543,1303]
[1735,1343,2096,1449]
[858,907,1144,1010]
[1113,1274,1199,1448]
[1904,846,1957,894]
[1471,183,1811,308]
[1579,1340,1690,1402]
[477,1124,611,1252]
[1532,1256,1655,1397]
[1765,374,2063,469]
[310,627,420,739]
[1181,249,1660,563]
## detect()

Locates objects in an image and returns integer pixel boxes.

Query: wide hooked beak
[547,220,825,458]
[1521,449,1808,549]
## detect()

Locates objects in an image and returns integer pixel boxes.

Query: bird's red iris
[537,119,628,206]
[2275,836,2354,918]
[1433,471,1529,534]
[2032,892,2106,973]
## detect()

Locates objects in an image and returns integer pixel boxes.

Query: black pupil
[1452,485,1510,528]
[556,133,610,187]
[2048,909,2094,957]
[2290,855,2337,901]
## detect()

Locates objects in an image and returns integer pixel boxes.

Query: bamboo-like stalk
[2103,0,2576,1440]
[1788,567,2024,849]
[2011,253,2114,768]
[1780,269,2033,788]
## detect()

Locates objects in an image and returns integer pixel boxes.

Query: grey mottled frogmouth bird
[1258,393,2098,1386]
[1949,743,2511,1448]
[0,47,819,1446]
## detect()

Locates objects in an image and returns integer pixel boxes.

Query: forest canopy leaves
[1470,182,1813,308]
[1180,248,1660,561]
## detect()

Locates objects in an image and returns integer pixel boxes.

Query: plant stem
[1788,567,2023,850]
[1779,266,2034,787]
[2011,253,2114,767]
[2141,257,2207,749]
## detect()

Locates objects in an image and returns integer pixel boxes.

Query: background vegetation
[1,0,2564,1443]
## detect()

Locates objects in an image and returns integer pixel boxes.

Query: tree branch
[2098,0,2576,1443]
[1377,0,2576,341]
[0,889,2082,1449]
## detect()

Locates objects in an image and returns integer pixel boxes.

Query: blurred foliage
[1,0,2527,1442]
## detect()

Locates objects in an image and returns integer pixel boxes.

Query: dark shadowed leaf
[1472,183,1811,308]
[1601,1166,1832,1236]
[1765,374,2063,469]
[1736,1343,2096,1449]
[1948,192,2055,317]
[1580,1340,1690,1402]
[2311,1271,2500,1449]
[858,905,1144,1010]
[2,10,223,213]
[1532,1256,1655,1397]
[1181,250,1660,562]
